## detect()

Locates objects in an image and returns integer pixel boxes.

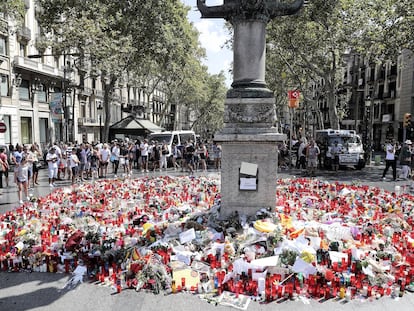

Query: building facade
[282,50,414,149]
[341,49,414,149]
[0,0,181,149]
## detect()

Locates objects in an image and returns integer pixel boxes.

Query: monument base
[214,130,286,219]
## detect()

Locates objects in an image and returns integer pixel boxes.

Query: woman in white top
[69,148,80,184]
[16,156,29,204]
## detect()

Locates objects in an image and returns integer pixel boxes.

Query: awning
[138,119,164,132]
[110,115,164,133]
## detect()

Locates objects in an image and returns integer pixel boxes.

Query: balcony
[17,27,31,42]
[94,89,104,99]
[0,18,8,36]
[388,65,398,81]
[78,86,93,97]
[78,117,98,126]
[13,56,64,78]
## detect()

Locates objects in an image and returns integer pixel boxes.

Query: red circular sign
[0,121,7,133]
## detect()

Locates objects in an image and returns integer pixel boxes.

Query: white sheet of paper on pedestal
[240,162,257,176]
[240,178,257,190]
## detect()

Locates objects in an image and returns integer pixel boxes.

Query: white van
[147,130,197,157]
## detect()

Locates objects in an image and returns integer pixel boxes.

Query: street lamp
[28,53,80,142]
[97,101,103,143]
[364,96,373,166]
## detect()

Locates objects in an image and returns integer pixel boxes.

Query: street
[1,165,414,311]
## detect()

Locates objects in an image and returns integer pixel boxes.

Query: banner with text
[49,93,64,122]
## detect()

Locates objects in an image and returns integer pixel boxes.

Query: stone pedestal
[196,0,303,218]
[215,97,286,218]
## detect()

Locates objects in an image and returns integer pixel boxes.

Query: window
[0,74,9,96]
[18,79,30,100]
[20,117,32,144]
[19,42,26,57]
[0,36,7,55]
[37,89,47,102]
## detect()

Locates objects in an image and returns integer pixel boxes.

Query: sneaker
[19,200,23,204]
[382,177,387,181]
[146,170,149,173]
[49,184,54,188]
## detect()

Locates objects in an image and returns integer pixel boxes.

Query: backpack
[302,146,307,156]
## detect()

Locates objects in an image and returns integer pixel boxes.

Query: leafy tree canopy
[266,0,413,129]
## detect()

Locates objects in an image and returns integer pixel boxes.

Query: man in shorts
[306,140,320,177]
[140,139,149,173]
[46,147,58,187]
[98,143,111,178]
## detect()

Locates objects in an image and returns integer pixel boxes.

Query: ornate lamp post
[197,0,304,217]
[97,101,103,143]
[364,96,373,165]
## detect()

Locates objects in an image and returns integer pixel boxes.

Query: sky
[182,0,233,87]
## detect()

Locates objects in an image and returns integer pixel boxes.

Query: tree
[0,0,25,25]
[35,0,204,142]
[266,0,412,130]
[189,72,226,136]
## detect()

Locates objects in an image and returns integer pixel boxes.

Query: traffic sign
[0,121,7,133]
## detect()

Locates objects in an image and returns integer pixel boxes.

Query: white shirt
[69,154,80,168]
[385,143,395,160]
[111,146,120,160]
[46,152,58,169]
[100,148,111,162]
[140,142,149,156]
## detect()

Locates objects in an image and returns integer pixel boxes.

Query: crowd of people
[0,138,223,204]
[288,136,414,189]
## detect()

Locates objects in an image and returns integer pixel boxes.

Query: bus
[315,129,366,170]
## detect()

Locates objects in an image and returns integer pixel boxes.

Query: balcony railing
[94,90,104,99]
[13,56,64,78]
[17,27,31,41]
[78,87,93,96]
[0,18,8,36]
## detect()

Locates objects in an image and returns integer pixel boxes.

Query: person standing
[46,147,59,187]
[399,140,412,180]
[140,139,149,173]
[159,141,169,171]
[197,142,207,172]
[119,143,130,175]
[69,148,81,184]
[330,141,342,172]
[90,147,99,180]
[297,138,308,173]
[382,139,397,181]
[98,143,111,178]
[110,142,120,177]
[22,145,34,189]
[0,147,9,194]
[185,140,195,175]
[171,142,180,170]
[306,140,320,177]
[213,142,222,171]
[16,156,29,204]
[30,144,42,186]
[11,144,23,185]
